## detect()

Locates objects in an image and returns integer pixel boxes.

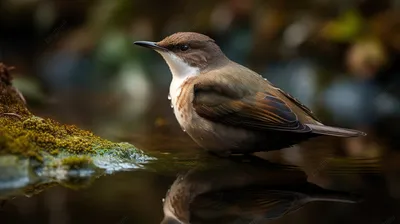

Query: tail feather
[306,124,366,137]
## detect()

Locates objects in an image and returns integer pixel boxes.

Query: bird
[160,160,361,224]
[134,32,366,156]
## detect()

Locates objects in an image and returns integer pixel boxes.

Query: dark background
[0,0,400,223]
[1,0,399,141]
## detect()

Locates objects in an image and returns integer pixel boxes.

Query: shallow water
[1,132,400,224]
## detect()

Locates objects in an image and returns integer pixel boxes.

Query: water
[1,132,400,224]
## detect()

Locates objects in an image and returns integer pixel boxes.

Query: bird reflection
[161,158,361,224]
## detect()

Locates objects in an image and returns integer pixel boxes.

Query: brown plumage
[134,32,366,156]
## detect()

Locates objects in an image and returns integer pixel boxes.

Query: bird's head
[134,32,228,79]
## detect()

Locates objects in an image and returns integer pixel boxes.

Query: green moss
[0,63,139,164]
[0,114,129,160]
[61,156,93,169]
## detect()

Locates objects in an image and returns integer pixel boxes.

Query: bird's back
[198,61,321,125]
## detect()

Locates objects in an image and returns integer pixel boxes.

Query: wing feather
[193,82,312,133]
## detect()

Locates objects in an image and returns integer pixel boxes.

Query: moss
[0,114,127,160]
[61,156,93,169]
[0,63,138,163]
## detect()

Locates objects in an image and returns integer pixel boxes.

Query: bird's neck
[158,51,200,103]
[169,75,195,106]
[168,69,200,106]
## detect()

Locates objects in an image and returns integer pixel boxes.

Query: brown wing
[193,82,312,133]
[276,88,321,122]
[260,77,320,123]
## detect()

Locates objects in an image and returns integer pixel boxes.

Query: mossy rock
[0,63,153,198]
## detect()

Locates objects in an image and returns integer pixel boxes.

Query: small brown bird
[134,32,366,156]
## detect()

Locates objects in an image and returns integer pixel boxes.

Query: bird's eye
[179,44,189,51]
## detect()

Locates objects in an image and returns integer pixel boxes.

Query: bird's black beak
[134,41,168,52]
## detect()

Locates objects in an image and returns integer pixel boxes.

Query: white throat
[158,51,200,101]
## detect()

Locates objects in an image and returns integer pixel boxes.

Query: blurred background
[0,0,399,143]
[1,0,400,223]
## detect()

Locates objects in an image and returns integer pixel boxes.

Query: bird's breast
[168,76,254,153]
[169,77,196,130]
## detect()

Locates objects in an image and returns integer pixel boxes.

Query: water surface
[1,132,399,224]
